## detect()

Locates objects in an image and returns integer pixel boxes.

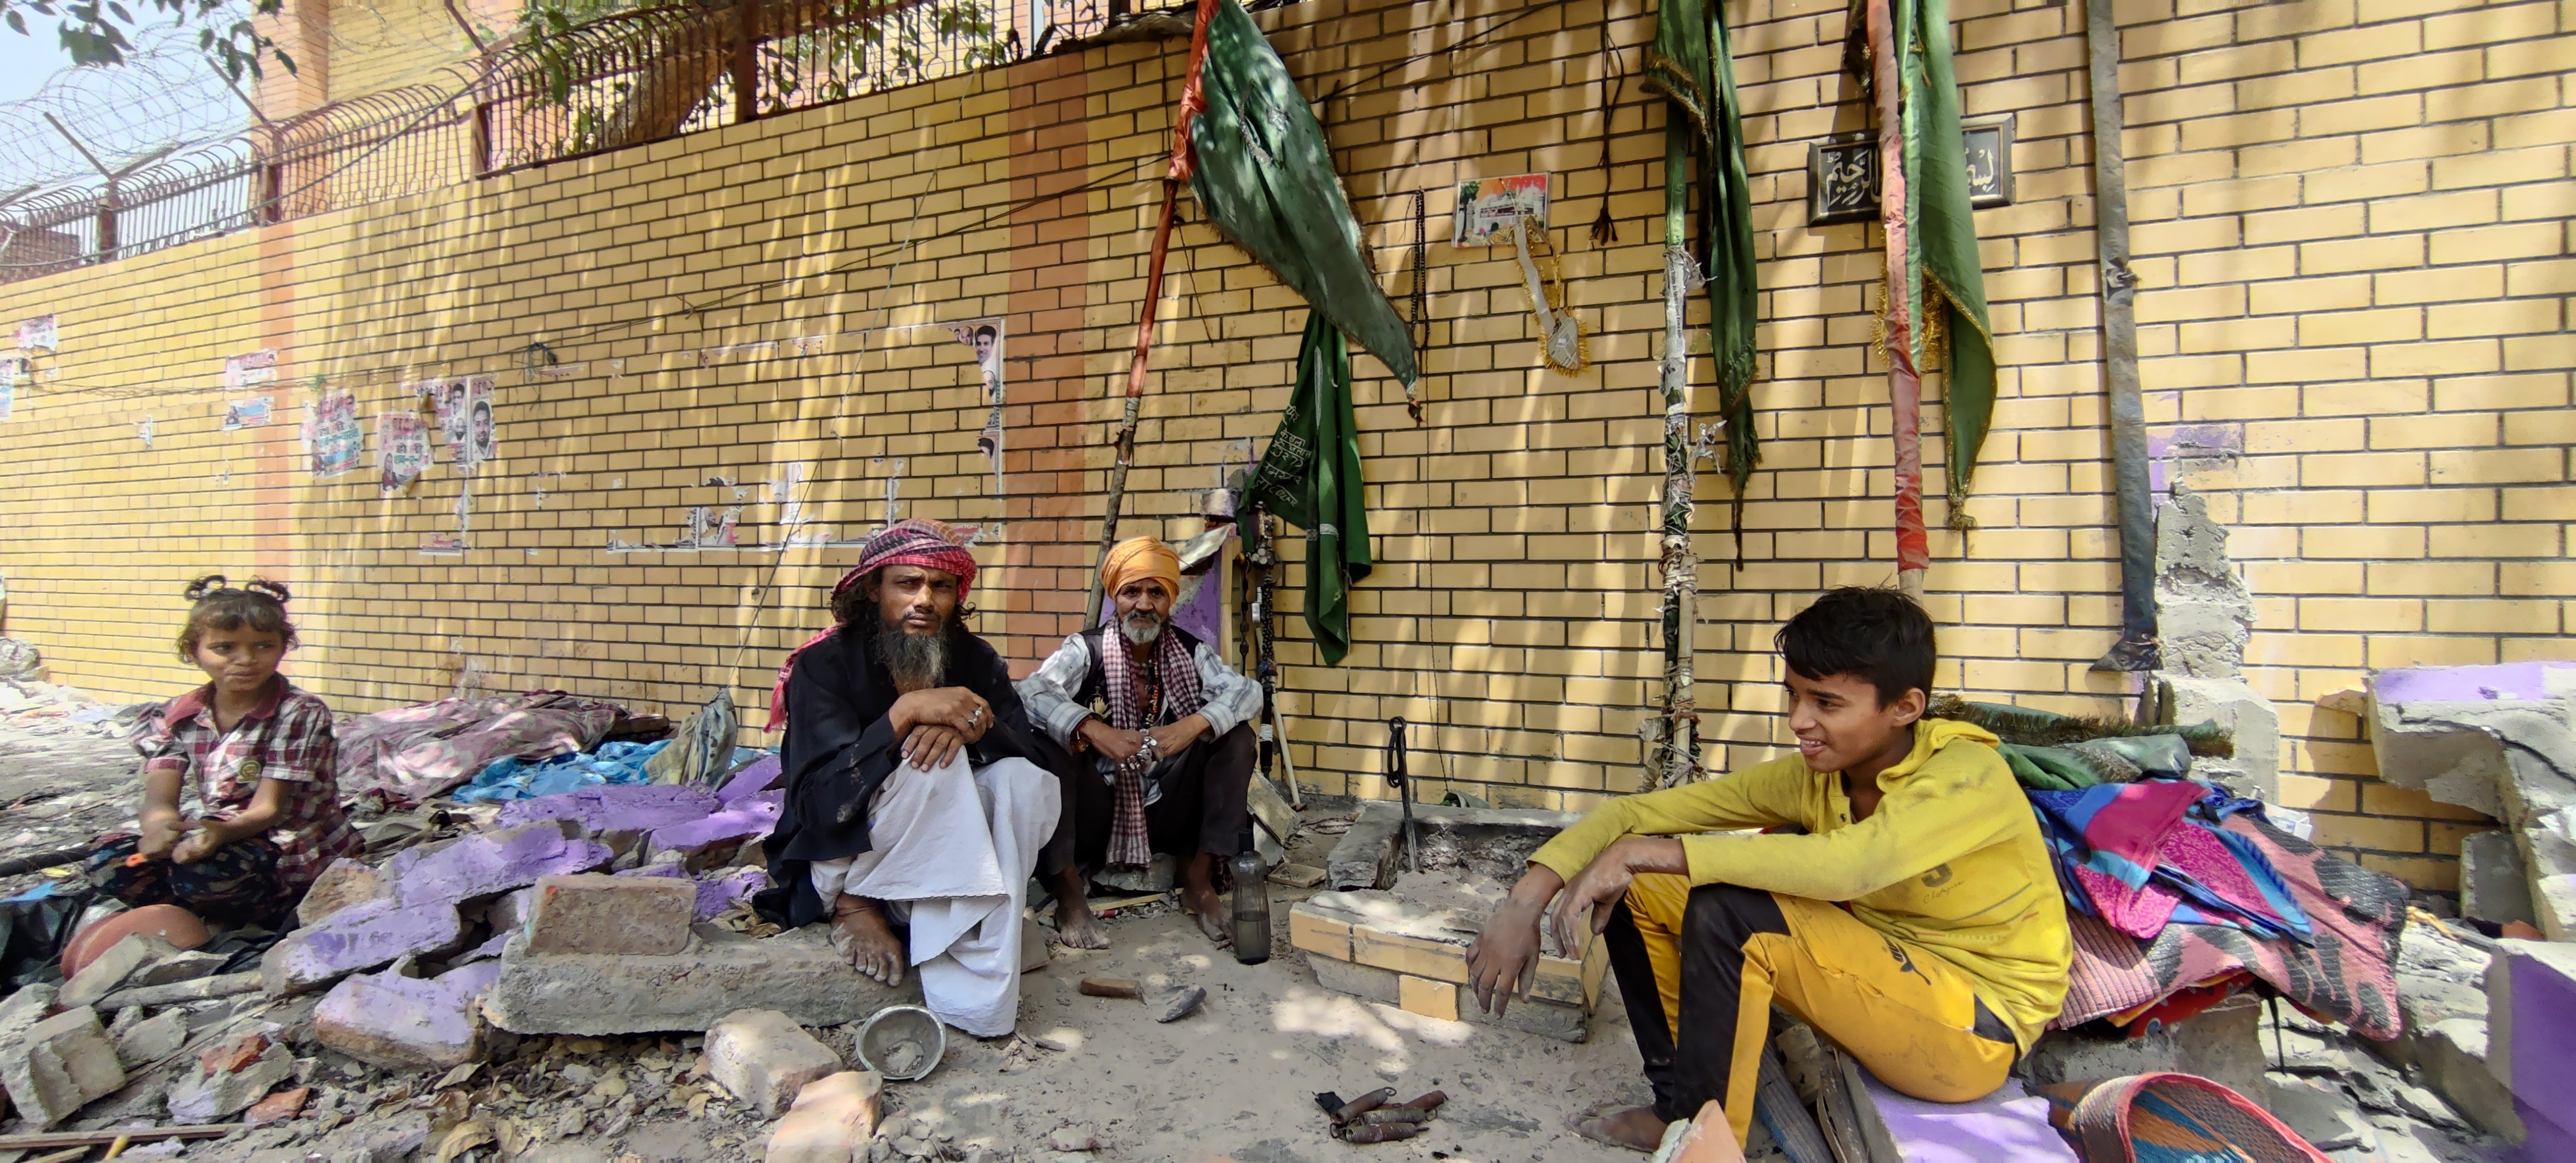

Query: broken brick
[0,1005,125,1128]
[524,874,693,956]
[167,1031,292,1124]
[296,858,391,926]
[60,934,178,1009]
[312,970,488,1072]
[246,1085,310,1126]
[707,1009,842,1118]
[765,1070,883,1163]
[261,897,465,996]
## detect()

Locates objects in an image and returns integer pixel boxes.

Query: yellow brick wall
[2,0,2565,891]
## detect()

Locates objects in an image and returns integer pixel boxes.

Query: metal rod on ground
[1243,506,1301,807]
[1654,119,1701,790]
[0,844,91,878]
[2084,0,2160,673]
[0,1127,247,1151]
[1087,0,1219,625]
[1865,0,1930,599]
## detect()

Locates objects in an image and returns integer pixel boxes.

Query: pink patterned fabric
[335,692,620,801]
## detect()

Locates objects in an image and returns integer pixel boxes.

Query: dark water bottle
[1231,825,1270,964]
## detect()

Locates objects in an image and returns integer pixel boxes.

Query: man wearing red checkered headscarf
[756,518,1072,1038]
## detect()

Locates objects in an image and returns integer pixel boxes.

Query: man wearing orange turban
[1020,535,1265,949]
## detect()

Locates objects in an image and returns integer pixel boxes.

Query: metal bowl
[855,1004,946,1082]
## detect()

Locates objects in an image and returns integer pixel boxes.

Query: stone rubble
[0,1004,125,1127]
[706,1008,845,1119]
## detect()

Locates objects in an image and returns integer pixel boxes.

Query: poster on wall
[463,377,497,469]
[949,316,1006,495]
[224,348,280,389]
[15,315,56,352]
[1452,174,1550,245]
[222,397,272,431]
[307,390,361,477]
[0,357,24,420]
[378,412,429,497]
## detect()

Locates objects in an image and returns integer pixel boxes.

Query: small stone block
[1288,907,1352,960]
[262,898,465,996]
[61,934,178,1009]
[312,971,485,1072]
[524,874,694,956]
[0,1005,126,1128]
[1398,975,1460,1022]
[112,1009,189,1069]
[129,948,229,989]
[485,925,920,1035]
[707,1008,845,1119]
[766,1070,883,1163]
[167,1033,292,1124]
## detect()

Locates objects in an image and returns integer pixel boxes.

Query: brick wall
[1,0,2565,891]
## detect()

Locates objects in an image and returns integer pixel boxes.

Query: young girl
[84,576,359,927]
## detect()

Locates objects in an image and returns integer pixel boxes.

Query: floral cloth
[129,677,359,893]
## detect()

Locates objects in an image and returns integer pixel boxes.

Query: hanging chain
[1406,189,1429,424]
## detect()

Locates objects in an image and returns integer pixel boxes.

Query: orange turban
[1102,535,1181,598]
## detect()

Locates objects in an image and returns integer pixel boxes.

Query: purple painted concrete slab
[694,867,770,919]
[2508,947,2575,1117]
[387,826,614,908]
[717,755,782,807]
[452,929,514,965]
[267,897,465,992]
[2373,662,2573,704]
[437,958,505,1001]
[494,784,721,835]
[1861,1073,2075,1163]
[648,789,782,854]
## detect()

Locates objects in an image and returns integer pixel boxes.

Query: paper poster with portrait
[379,412,429,497]
[949,316,1005,494]
[432,377,473,461]
[15,315,56,352]
[307,390,362,478]
[463,376,498,470]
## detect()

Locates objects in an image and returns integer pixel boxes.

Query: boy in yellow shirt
[1465,587,2071,1151]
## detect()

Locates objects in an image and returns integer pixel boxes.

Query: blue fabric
[2029,779,2311,943]
[454,739,672,802]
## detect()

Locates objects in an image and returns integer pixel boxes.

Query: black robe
[754,623,1071,929]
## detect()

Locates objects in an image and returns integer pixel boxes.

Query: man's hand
[136,814,189,860]
[1548,837,1689,956]
[1148,713,1211,759]
[1077,718,1146,763]
[1466,864,1564,1018]
[892,688,992,746]
[902,724,970,770]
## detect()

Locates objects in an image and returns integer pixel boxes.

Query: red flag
[1167,0,1220,181]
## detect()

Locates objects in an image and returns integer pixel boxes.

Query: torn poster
[224,348,280,389]
[307,389,361,477]
[378,412,429,497]
[421,535,467,556]
[774,462,832,546]
[15,315,56,352]
[0,357,23,420]
[465,377,497,469]
[138,415,154,447]
[429,378,467,456]
[950,316,1006,494]
[685,505,741,548]
[1452,174,1550,245]
[222,397,272,431]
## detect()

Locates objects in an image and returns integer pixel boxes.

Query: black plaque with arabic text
[1807,115,2015,226]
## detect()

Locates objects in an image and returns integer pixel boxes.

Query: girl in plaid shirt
[83,577,359,926]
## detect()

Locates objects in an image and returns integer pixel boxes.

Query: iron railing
[0,0,1129,285]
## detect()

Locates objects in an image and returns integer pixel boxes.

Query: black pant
[1603,884,1789,1123]
[1056,722,1256,872]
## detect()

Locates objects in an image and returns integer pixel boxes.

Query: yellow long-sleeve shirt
[1529,718,2071,1047]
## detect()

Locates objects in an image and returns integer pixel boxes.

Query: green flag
[1182,0,1417,387]
[1642,0,1760,509]
[1247,311,1370,665]
[1851,0,1996,513]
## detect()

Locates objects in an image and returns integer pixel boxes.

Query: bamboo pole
[1865,0,1930,598]
[1654,121,1701,788]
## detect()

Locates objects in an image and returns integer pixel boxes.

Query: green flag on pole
[1247,311,1371,665]
[1182,0,1417,388]
[1643,0,1760,501]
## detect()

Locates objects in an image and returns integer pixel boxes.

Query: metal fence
[0,0,1125,285]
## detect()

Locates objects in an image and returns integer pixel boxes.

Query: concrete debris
[60,933,180,1008]
[313,967,492,1071]
[765,1069,883,1162]
[525,873,695,956]
[245,1083,310,1125]
[2460,830,2535,927]
[648,791,785,866]
[2023,996,2262,1100]
[2264,1077,2377,1152]
[386,823,615,909]
[486,884,541,934]
[2366,661,2576,939]
[1046,1126,1100,1151]
[297,857,393,925]
[1096,854,1176,894]
[97,970,262,1011]
[2486,937,2575,1151]
[127,947,229,988]
[261,896,465,996]
[707,1008,844,1118]
[484,924,918,1036]
[2150,485,2255,681]
[167,1030,293,1123]
[112,1008,189,1068]
[496,783,722,835]
[0,981,58,1046]
[0,1004,125,1128]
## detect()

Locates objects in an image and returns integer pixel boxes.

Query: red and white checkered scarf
[767,519,978,731]
[1099,624,1202,867]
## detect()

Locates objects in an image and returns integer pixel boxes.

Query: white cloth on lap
[808,751,1057,1037]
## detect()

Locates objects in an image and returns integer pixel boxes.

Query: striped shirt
[1018,627,1264,751]
[135,678,360,892]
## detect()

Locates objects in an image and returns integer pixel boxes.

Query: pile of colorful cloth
[1933,697,2412,1042]
[335,692,624,800]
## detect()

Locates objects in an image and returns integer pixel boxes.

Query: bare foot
[1050,869,1111,950]
[1181,853,1229,946]
[830,895,906,986]
[1571,1103,1668,1153]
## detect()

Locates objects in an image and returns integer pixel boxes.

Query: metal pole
[1865,0,1929,598]
[2085,0,2160,672]
[1087,176,1183,625]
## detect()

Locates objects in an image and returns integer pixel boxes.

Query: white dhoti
[807,753,1058,1037]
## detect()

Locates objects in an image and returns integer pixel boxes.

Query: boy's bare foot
[1049,868,1111,949]
[829,895,906,985]
[1570,1101,1668,1152]
[1181,852,1229,945]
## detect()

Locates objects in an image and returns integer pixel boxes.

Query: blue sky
[0,20,75,103]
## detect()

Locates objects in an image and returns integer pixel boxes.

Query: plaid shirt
[135,678,359,892]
